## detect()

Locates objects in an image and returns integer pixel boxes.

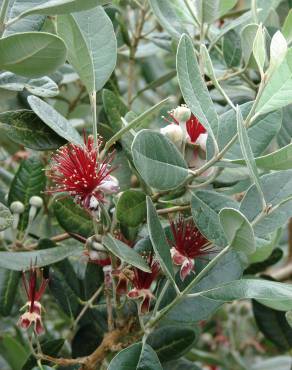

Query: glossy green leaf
[236,106,265,205]
[13,0,108,19]
[22,339,64,370]
[0,335,27,370]
[177,34,219,140]
[116,190,146,227]
[223,30,242,67]
[219,208,255,254]
[0,202,13,231]
[253,300,292,350]
[8,157,46,231]
[149,0,194,39]
[132,130,188,191]
[0,110,66,150]
[102,234,151,272]
[147,326,196,362]
[57,7,117,94]
[240,170,292,237]
[0,245,83,271]
[28,95,82,145]
[0,72,58,97]
[105,98,169,151]
[255,49,292,116]
[0,32,67,78]
[0,269,21,315]
[108,342,163,370]
[53,198,94,238]
[191,190,239,247]
[102,89,128,134]
[147,197,175,285]
[165,251,243,324]
[49,267,80,317]
[199,279,292,311]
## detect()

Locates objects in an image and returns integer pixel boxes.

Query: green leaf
[8,157,46,231]
[108,342,163,370]
[223,30,242,67]
[165,251,243,324]
[53,198,94,238]
[241,23,258,66]
[177,34,219,141]
[147,326,196,362]
[102,89,128,134]
[196,0,220,24]
[149,0,194,39]
[236,106,265,205]
[28,95,82,145]
[240,170,292,237]
[213,102,281,160]
[199,279,292,311]
[105,98,169,151]
[0,269,21,315]
[253,300,292,350]
[49,267,80,317]
[191,190,239,247]
[4,0,46,36]
[12,0,108,19]
[163,359,202,370]
[116,190,146,227]
[248,229,282,264]
[0,32,67,78]
[0,72,58,97]
[0,335,28,370]
[0,245,83,271]
[57,6,117,94]
[102,234,151,272]
[22,339,64,370]
[253,24,266,76]
[277,105,292,148]
[132,130,188,191]
[282,9,292,44]
[219,208,255,254]
[0,202,13,231]
[219,0,237,17]
[0,110,66,150]
[231,143,292,170]
[246,248,283,274]
[286,311,292,328]
[255,49,292,116]
[147,197,175,286]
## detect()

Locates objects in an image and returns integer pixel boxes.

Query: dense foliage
[0,0,292,369]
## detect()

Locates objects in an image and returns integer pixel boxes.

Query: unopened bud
[10,201,25,214]
[29,196,43,208]
[89,250,108,261]
[160,124,184,146]
[172,105,191,123]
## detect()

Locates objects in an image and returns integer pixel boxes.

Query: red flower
[169,215,212,281]
[47,134,119,210]
[127,253,160,314]
[18,267,48,335]
[186,114,206,143]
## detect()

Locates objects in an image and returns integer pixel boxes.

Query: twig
[157,205,190,215]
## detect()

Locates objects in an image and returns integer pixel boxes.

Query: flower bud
[29,196,43,208]
[98,175,119,194]
[172,105,191,123]
[160,124,184,147]
[10,201,25,214]
[89,250,108,262]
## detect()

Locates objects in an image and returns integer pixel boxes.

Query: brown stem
[25,233,71,250]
